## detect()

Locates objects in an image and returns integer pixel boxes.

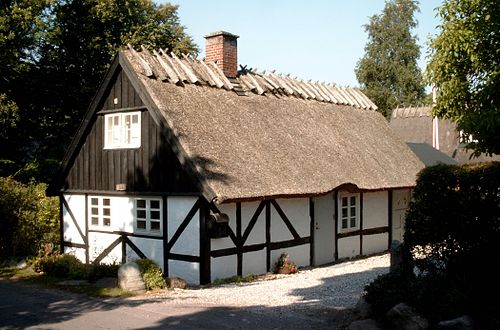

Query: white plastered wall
[88,232,122,265]
[338,236,360,259]
[211,203,237,281]
[127,237,164,270]
[167,196,200,285]
[361,191,389,255]
[270,198,310,268]
[62,194,86,262]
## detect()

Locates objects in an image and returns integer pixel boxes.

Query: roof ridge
[124,45,377,110]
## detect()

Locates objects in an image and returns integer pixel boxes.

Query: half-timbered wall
[210,198,311,282]
[62,193,204,285]
[63,68,198,194]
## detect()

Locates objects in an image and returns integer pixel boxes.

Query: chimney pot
[205,31,239,78]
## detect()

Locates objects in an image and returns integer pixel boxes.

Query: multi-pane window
[90,197,111,227]
[104,112,141,149]
[339,193,359,232]
[135,199,162,233]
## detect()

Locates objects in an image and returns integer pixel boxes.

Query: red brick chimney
[205,31,239,78]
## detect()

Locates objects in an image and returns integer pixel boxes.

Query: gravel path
[135,253,389,320]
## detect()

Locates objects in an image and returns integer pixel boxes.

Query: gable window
[104,112,141,149]
[90,197,111,227]
[338,192,360,233]
[135,198,162,234]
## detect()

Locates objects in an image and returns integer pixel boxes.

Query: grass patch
[0,265,132,298]
[212,274,257,286]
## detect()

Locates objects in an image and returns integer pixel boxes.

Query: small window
[104,112,141,149]
[338,192,360,233]
[89,196,112,228]
[135,198,162,234]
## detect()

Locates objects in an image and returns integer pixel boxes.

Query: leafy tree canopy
[426,0,500,156]
[356,0,426,118]
[0,0,197,182]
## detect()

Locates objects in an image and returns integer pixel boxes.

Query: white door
[313,193,335,265]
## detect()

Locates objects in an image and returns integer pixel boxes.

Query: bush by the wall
[135,259,166,290]
[367,162,500,327]
[33,254,87,279]
[0,177,59,258]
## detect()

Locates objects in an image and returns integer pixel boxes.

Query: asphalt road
[0,279,345,329]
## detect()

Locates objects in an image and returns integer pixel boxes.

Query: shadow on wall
[0,264,388,329]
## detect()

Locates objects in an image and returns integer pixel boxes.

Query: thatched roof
[122,48,424,203]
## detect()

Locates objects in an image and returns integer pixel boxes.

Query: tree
[355,0,426,118]
[0,0,51,177]
[0,0,197,182]
[426,0,500,156]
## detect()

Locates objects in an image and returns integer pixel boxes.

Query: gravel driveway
[133,253,390,327]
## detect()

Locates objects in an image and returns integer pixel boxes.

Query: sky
[160,0,443,89]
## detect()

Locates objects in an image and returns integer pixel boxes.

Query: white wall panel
[211,255,237,281]
[128,237,164,271]
[338,236,360,259]
[363,191,388,229]
[242,201,265,245]
[168,260,199,285]
[271,244,309,270]
[167,197,199,256]
[273,198,310,238]
[242,249,266,276]
[88,232,122,265]
[363,233,389,255]
[63,194,86,244]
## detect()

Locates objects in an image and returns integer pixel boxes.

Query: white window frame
[89,196,112,228]
[104,111,141,149]
[338,192,360,233]
[134,198,162,235]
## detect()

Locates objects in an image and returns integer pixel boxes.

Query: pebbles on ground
[137,253,390,313]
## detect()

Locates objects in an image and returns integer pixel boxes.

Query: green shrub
[86,263,119,282]
[365,162,500,326]
[33,254,87,279]
[365,270,417,316]
[135,259,166,290]
[273,253,297,274]
[0,177,59,258]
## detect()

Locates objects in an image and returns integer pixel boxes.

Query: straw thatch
[123,49,424,204]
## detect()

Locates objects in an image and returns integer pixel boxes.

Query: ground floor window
[89,197,111,227]
[135,198,162,234]
[338,192,360,233]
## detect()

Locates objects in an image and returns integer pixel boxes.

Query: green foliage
[365,270,417,316]
[0,177,59,258]
[33,254,87,279]
[32,254,119,281]
[135,259,166,290]
[426,0,500,155]
[212,274,257,286]
[403,162,500,326]
[0,0,197,182]
[355,0,426,118]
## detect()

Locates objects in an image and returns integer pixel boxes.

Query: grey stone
[437,315,474,330]
[390,240,413,275]
[118,262,146,293]
[354,294,373,319]
[386,303,429,330]
[16,259,27,269]
[166,277,187,289]
[348,319,382,330]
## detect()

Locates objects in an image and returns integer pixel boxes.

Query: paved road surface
[0,279,349,329]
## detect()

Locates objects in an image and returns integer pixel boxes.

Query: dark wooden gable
[62,65,199,194]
